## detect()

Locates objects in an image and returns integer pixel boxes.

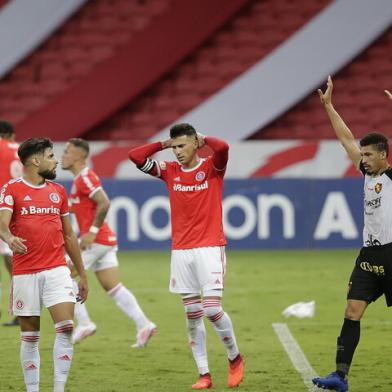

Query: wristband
[89,226,99,234]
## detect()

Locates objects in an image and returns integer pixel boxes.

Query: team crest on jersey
[195,171,206,181]
[159,161,166,170]
[4,195,13,206]
[375,183,382,194]
[49,193,60,203]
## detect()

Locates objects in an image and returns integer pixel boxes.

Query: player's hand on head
[77,276,88,303]
[8,236,27,254]
[384,90,392,101]
[161,138,172,149]
[197,132,205,148]
[318,75,333,105]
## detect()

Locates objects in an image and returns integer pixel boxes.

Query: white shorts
[79,243,119,272]
[11,266,76,316]
[170,246,226,294]
[0,239,12,256]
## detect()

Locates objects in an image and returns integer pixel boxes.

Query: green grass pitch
[1,250,391,391]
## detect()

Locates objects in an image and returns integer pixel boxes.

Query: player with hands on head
[129,123,244,389]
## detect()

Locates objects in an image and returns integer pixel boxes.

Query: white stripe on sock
[272,323,318,391]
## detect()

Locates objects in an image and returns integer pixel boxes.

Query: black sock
[335,318,360,377]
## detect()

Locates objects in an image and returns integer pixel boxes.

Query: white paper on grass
[282,301,315,319]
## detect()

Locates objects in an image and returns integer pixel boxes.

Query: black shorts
[348,243,392,307]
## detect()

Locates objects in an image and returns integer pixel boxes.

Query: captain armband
[138,158,155,173]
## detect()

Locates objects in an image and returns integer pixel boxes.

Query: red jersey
[69,167,117,246]
[128,137,229,250]
[158,157,227,249]
[0,139,23,187]
[0,178,69,275]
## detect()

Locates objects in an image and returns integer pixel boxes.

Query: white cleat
[131,321,157,348]
[72,322,97,344]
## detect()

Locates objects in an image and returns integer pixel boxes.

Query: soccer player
[61,138,156,347]
[0,121,23,326]
[128,123,244,389]
[0,137,88,392]
[312,77,392,392]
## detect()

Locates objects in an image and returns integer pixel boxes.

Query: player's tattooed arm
[0,210,27,254]
[318,76,361,167]
[385,90,392,101]
[79,189,110,250]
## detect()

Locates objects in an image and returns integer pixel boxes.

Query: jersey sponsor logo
[359,261,385,276]
[21,205,61,215]
[4,195,13,206]
[374,183,382,193]
[173,181,208,192]
[49,192,60,203]
[195,171,206,181]
[23,195,32,201]
[365,196,381,208]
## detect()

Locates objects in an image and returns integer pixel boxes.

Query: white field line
[272,322,318,391]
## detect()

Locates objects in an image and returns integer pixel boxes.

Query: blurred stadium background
[1,0,391,251]
[1,0,392,391]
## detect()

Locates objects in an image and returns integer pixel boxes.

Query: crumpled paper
[282,300,315,318]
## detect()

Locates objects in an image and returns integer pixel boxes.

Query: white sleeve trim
[61,212,70,217]
[0,207,13,212]
[89,186,102,198]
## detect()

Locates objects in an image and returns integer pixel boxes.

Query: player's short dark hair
[360,132,389,157]
[68,138,90,156]
[18,137,53,165]
[0,120,14,137]
[170,123,197,139]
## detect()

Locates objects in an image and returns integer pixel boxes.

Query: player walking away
[0,121,23,326]
[312,77,392,392]
[128,123,245,389]
[0,137,88,392]
[61,138,156,347]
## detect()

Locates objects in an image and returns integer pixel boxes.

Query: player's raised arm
[385,90,392,101]
[61,215,88,303]
[199,133,229,171]
[0,209,27,254]
[128,141,168,175]
[79,188,110,250]
[318,76,361,166]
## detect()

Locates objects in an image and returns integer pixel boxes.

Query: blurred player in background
[312,77,392,392]
[128,123,244,389]
[0,137,88,392]
[0,120,23,326]
[61,138,156,347]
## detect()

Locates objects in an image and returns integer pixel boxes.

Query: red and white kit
[0,138,23,256]
[69,167,118,271]
[0,178,74,315]
[129,137,229,294]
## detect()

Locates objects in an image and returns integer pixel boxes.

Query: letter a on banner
[314,192,358,240]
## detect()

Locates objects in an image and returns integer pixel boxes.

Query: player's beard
[39,169,57,180]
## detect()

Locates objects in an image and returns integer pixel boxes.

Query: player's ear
[30,154,41,167]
